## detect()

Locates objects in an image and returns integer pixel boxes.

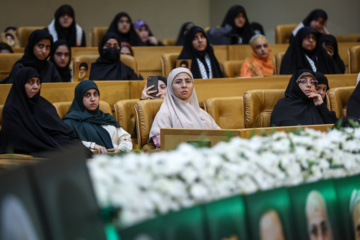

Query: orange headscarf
[240,35,274,77]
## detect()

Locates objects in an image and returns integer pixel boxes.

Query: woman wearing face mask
[280,27,340,75]
[47,4,86,47]
[6,29,62,83]
[106,12,145,46]
[0,67,89,156]
[50,40,72,82]
[89,32,140,80]
[240,34,274,77]
[149,68,220,148]
[221,5,255,44]
[271,69,336,127]
[319,34,345,73]
[177,26,223,79]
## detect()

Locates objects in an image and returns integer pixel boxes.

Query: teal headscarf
[63,80,120,148]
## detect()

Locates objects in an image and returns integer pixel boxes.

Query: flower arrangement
[87,127,360,227]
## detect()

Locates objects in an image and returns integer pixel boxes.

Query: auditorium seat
[161,38,177,46]
[349,46,360,74]
[0,53,23,80]
[53,100,112,119]
[204,96,244,129]
[221,60,243,78]
[274,24,297,44]
[114,99,139,147]
[274,52,285,74]
[161,53,180,78]
[91,27,108,47]
[0,104,3,129]
[243,89,285,128]
[328,86,355,119]
[12,47,25,54]
[72,54,139,81]
[335,34,360,43]
[16,26,45,47]
[134,99,163,151]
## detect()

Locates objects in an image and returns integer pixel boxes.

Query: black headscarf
[319,34,345,73]
[314,71,338,122]
[0,67,83,156]
[175,22,194,46]
[0,42,13,53]
[271,69,330,126]
[50,40,72,82]
[106,12,145,46]
[178,26,224,79]
[89,32,140,80]
[280,27,340,75]
[346,83,360,119]
[221,5,255,44]
[302,9,328,27]
[49,4,86,47]
[7,29,62,83]
[63,80,120,149]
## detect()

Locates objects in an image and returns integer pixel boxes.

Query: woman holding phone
[140,76,167,100]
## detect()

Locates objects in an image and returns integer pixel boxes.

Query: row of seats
[275,24,360,43]
[1,43,360,80]
[0,85,355,151]
[10,26,360,47]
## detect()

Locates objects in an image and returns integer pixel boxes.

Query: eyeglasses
[296,78,318,85]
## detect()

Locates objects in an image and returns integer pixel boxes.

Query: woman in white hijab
[149,67,220,148]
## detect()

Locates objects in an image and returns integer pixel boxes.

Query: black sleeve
[126,66,141,80]
[81,31,87,47]
[317,102,338,124]
[7,63,24,83]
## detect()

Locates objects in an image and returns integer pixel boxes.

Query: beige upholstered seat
[204,96,244,129]
[161,38,177,46]
[91,27,108,47]
[274,52,285,75]
[328,86,355,119]
[114,99,139,147]
[16,26,45,47]
[243,89,286,128]
[0,53,23,79]
[349,46,360,74]
[134,99,163,151]
[160,53,180,78]
[53,100,112,119]
[274,24,297,44]
[221,60,244,78]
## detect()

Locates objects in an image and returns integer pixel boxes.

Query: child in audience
[50,40,72,82]
[134,20,164,46]
[240,34,274,77]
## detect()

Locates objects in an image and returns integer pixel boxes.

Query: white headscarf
[149,67,220,140]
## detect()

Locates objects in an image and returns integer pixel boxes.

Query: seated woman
[134,20,164,46]
[291,9,329,42]
[6,29,62,83]
[220,5,255,44]
[89,32,140,80]
[0,42,13,53]
[270,69,337,126]
[120,42,134,56]
[149,68,220,148]
[314,71,338,122]
[141,76,167,100]
[47,4,86,47]
[346,80,360,119]
[178,26,223,79]
[280,27,340,75]
[240,34,274,77]
[63,80,132,153]
[0,67,87,156]
[106,12,145,46]
[50,40,72,82]
[319,34,345,73]
[175,22,194,46]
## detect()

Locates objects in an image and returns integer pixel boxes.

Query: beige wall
[1,0,358,45]
[0,0,210,46]
[210,0,360,43]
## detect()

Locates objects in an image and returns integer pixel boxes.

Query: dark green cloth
[63,80,120,148]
